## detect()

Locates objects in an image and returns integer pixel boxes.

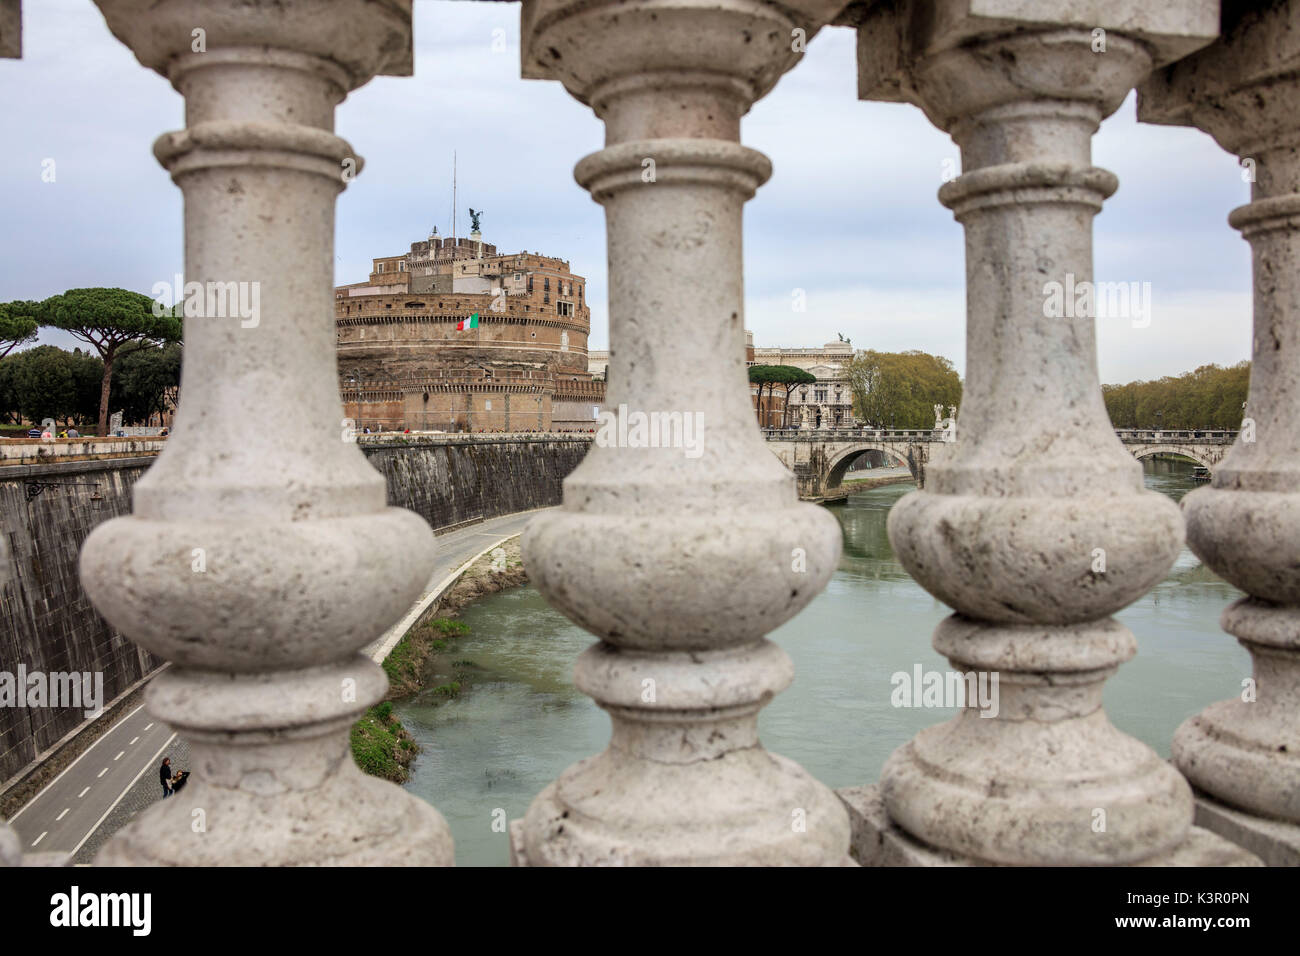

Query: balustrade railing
[1,0,1292,868]
[762,427,1238,444]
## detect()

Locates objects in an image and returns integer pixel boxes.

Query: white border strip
[367,532,523,665]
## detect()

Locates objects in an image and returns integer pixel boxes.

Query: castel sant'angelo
[335,217,604,432]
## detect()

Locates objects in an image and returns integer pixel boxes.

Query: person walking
[159,757,173,799]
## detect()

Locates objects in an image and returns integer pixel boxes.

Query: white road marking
[32,831,47,846]
[56,808,69,822]
[77,787,89,799]
[72,732,177,857]
[144,723,154,731]
[97,768,107,778]
[129,737,139,746]
[9,702,148,821]
[114,751,124,761]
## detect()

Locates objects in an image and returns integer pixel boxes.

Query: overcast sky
[1,1,1253,384]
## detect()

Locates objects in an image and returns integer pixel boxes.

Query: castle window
[377,263,384,273]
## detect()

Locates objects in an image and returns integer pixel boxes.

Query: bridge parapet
[1115,429,1236,443]
[762,427,944,442]
[763,428,1241,498]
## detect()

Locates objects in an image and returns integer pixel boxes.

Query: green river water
[397,458,1248,866]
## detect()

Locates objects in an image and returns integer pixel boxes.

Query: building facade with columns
[336,231,603,431]
[597,336,857,428]
[750,333,856,428]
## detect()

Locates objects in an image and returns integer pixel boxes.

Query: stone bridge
[8,0,1295,871]
[764,428,1238,500]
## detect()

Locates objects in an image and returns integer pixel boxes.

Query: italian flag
[457,312,479,331]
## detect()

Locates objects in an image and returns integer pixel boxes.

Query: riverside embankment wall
[0,435,591,786]
[360,434,591,528]
[0,457,162,788]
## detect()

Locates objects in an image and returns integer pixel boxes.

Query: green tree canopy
[110,341,182,426]
[748,364,778,425]
[770,365,817,427]
[0,301,39,359]
[1102,362,1249,430]
[846,349,962,428]
[23,288,182,436]
[748,364,816,427]
[0,345,103,426]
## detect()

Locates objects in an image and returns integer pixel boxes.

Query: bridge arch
[1128,444,1216,470]
[825,442,916,489]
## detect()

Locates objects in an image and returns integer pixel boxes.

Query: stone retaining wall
[0,435,591,786]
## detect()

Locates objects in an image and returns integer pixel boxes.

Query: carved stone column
[840,1,1255,865]
[514,0,852,865]
[1140,0,1300,866]
[81,0,453,865]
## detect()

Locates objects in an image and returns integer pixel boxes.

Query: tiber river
[396,458,1248,866]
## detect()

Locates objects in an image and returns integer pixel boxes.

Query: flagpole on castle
[452,150,457,245]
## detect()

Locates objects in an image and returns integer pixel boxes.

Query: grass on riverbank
[348,619,471,783]
[383,618,471,699]
[350,701,420,783]
[349,538,530,782]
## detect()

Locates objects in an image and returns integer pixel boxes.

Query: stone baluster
[79,0,453,865]
[514,0,852,865]
[1139,0,1300,866]
[841,2,1256,865]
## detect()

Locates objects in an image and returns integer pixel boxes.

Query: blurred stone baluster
[1140,0,1300,867]
[513,0,852,865]
[839,1,1256,865]
[81,0,453,865]
[0,0,18,59]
